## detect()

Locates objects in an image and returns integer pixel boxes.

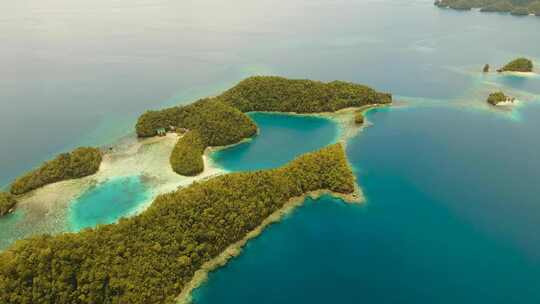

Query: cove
[68,176,150,231]
[193,104,540,303]
[211,112,338,171]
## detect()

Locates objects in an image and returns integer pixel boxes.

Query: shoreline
[176,188,363,304]
[1,133,229,251]
[249,104,388,145]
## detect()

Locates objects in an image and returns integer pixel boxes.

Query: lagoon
[211,113,338,171]
[68,176,150,231]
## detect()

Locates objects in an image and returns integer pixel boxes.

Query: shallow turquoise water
[68,176,150,231]
[211,112,338,171]
[193,104,540,303]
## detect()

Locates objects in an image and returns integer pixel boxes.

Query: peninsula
[0,147,103,215]
[0,144,359,304]
[137,76,392,176]
[434,0,540,16]
[9,147,103,195]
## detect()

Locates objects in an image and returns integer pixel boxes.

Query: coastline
[249,104,388,145]
[176,187,363,304]
[2,133,229,250]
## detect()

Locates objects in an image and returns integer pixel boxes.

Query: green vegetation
[170,131,205,176]
[354,112,365,124]
[480,1,514,12]
[218,76,392,113]
[511,5,531,13]
[0,192,17,216]
[483,64,490,72]
[10,147,102,195]
[136,98,257,176]
[0,144,356,304]
[530,1,540,14]
[499,57,534,72]
[435,0,539,14]
[136,76,390,176]
[487,91,514,105]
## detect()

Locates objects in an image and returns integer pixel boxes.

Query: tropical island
[0,144,359,304]
[497,57,534,72]
[138,76,392,176]
[0,75,391,303]
[487,91,516,106]
[434,0,540,16]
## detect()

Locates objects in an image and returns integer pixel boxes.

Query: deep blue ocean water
[68,176,150,231]
[193,104,540,303]
[212,112,337,171]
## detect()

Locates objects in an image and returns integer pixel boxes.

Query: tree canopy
[10,147,103,195]
[486,91,513,105]
[136,76,391,176]
[499,57,534,72]
[0,144,356,304]
[436,0,539,14]
[0,192,17,216]
[170,130,206,176]
[217,76,392,113]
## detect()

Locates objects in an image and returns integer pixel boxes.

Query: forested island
[434,0,540,16]
[487,91,515,105]
[9,147,103,195]
[137,76,392,176]
[0,144,358,304]
[497,57,534,72]
[0,192,17,216]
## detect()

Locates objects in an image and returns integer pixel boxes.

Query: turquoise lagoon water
[0,175,150,250]
[193,104,540,303]
[212,112,337,171]
[68,176,150,231]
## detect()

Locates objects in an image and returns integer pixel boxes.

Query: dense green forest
[0,144,356,304]
[0,192,17,216]
[10,147,102,195]
[354,112,365,124]
[434,0,540,15]
[499,58,534,72]
[136,76,390,175]
[217,76,392,113]
[137,98,257,175]
[170,131,206,176]
[487,91,514,105]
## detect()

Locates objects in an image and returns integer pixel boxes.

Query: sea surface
[211,112,338,171]
[2,0,540,302]
[194,104,540,303]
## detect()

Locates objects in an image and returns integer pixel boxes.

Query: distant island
[0,144,359,304]
[137,76,392,176]
[487,91,516,106]
[497,57,534,72]
[434,0,540,16]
